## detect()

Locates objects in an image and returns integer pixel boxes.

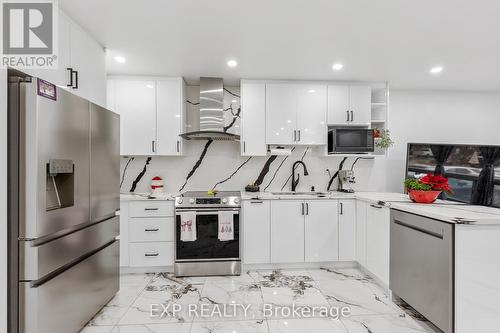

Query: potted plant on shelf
[404,173,453,203]
[373,128,394,149]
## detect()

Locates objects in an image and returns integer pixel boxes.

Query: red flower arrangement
[419,173,453,194]
[404,173,453,203]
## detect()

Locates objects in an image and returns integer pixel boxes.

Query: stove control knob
[222,198,228,204]
[234,198,240,204]
[189,198,195,204]
[176,198,183,204]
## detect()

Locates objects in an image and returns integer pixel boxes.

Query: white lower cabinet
[355,200,367,267]
[243,200,271,264]
[270,200,338,264]
[129,242,174,267]
[305,200,339,262]
[120,200,175,268]
[271,200,305,263]
[365,203,390,285]
[338,200,356,261]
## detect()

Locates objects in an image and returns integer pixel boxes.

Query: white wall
[386,90,500,192]
[1,68,7,333]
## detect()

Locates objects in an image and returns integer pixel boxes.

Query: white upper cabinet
[240,81,267,156]
[296,84,327,145]
[304,200,338,262]
[266,84,297,145]
[156,78,185,156]
[108,77,185,156]
[328,85,371,125]
[113,79,156,156]
[266,83,327,145]
[22,10,105,105]
[69,21,106,106]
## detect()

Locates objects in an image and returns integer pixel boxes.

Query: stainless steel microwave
[328,128,374,154]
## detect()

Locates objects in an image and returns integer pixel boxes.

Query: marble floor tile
[110,323,191,333]
[317,278,402,316]
[190,320,269,333]
[86,304,130,327]
[342,314,440,333]
[267,318,346,333]
[196,282,265,321]
[79,326,115,333]
[307,267,372,282]
[83,268,441,333]
[118,274,203,325]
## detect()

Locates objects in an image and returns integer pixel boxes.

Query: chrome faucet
[291,161,309,191]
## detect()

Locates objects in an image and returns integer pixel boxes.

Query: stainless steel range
[174,191,241,277]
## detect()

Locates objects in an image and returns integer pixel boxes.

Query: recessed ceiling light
[227,59,238,68]
[430,66,443,74]
[114,55,126,63]
[332,63,343,71]
[146,84,154,89]
[308,89,316,93]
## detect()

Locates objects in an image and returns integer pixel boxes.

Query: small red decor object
[408,190,442,203]
[404,173,453,204]
[151,176,164,195]
[419,173,452,193]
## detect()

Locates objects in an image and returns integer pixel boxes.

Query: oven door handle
[176,209,239,215]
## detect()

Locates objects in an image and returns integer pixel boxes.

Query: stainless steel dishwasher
[390,209,454,333]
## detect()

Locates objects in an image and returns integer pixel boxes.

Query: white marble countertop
[241,191,356,200]
[120,192,177,201]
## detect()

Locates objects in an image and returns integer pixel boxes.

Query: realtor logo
[1,0,58,68]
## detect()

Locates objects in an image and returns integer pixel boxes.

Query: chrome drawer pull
[145,253,159,257]
[145,228,160,232]
[370,204,383,209]
[144,208,159,211]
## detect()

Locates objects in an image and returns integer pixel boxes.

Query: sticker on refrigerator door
[37,78,56,100]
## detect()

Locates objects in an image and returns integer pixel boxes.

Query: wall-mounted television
[405,143,500,207]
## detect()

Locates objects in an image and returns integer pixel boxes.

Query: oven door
[331,128,374,153]
[175,209,240,261]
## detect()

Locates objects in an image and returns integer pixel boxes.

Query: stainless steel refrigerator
[7,69,120,333]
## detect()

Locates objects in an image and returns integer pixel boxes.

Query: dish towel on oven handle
[218,211,234,241]
[180,212,197,242]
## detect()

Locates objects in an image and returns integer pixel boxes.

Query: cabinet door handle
[145,228,160,232]
[370,204,383,209]
[350,110,354,122]
[176,140,180,153]
[346,110,350,122]
[293,130,297,142]
[250,201,263,204]
[340,202,343,215]
[152,140,156,153]
[144,207,159,211]
[298,130,301,142]
[243,141,246,153]
[306,203,309,215]
[301,202,305,215]
[73,70,78,89]
[145,253,159,257]
[66,68,73,87]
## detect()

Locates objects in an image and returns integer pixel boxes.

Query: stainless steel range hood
[180,77,240,141]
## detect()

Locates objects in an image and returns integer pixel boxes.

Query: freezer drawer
[20,240,119,333]
[390,209,454,333]
[20,216,119,281]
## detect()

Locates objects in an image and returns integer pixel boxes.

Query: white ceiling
[60,0,500,91]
